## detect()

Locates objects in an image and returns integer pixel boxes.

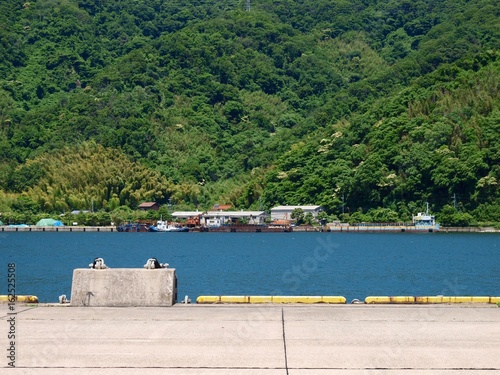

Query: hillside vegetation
[0,0,499,225]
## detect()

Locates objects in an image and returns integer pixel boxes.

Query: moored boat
[411,203,440,231]
[154,219,189,232]
[117,222,151,232]
[202,224,292,232]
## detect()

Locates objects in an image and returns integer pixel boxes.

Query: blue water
[1,231,499,302]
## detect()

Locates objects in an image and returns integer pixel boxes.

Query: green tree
[291,208,304,225]
[438,205,474,227]
[304,212,314,225]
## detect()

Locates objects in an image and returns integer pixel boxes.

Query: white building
[270,205,322,221]
[202,211,266,227]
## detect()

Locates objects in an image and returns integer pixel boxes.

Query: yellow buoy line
[0,295,39,303]
[1,295,498,305]
[196,295,500,304]
[365,296,500,304]
[196,296,347,304]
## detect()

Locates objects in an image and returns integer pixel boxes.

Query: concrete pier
[70,268,177,307]
[2,304,499,373]
[0,225,116,232]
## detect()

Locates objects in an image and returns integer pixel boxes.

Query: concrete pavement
[2,304,499,374]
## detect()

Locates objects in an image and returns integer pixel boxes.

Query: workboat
[153,219,189,232]
[411,203,440,231]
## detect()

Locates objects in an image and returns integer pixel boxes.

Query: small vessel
[154,219,189,232]
[412,203,440,231]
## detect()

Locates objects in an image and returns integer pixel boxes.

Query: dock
[1,225,498,233]
[0,225,116,232]
[2,304,499,373]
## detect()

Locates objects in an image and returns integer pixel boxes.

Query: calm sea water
[1,231,499,303]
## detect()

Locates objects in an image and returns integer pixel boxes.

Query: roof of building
[171,211,203,218]
[204,211,266,217]
[71,210,90,215]
[138,202,158,208]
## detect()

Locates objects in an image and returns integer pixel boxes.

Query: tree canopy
[0,0,498,225]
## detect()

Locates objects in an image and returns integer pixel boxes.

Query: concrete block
[70,268,177,307]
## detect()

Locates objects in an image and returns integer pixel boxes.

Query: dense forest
[0,0,499,226]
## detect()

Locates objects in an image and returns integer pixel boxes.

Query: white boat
[155,219,189,232]
[412,203,440,231]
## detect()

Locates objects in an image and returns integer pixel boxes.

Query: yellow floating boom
[196,295,346,304]
[365,296,500,304]
[0,295,39,303]
[365,296,415,304]
[416,296,500,304]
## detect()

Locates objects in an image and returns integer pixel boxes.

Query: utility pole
[246,0,250,11]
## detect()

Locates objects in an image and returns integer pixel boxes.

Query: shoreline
[1,225,499,233]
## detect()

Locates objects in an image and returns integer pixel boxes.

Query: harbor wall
[70,268,177,307]
[325,225,499,233]
[0,225,117,232]
[326,225,436,233]
[1,225,498,233]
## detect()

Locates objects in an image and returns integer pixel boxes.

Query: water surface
[1,231,498,302]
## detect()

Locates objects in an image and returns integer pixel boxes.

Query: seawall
[1,225,498,233]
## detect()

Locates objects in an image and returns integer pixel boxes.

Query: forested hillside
[0,0,498,225]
